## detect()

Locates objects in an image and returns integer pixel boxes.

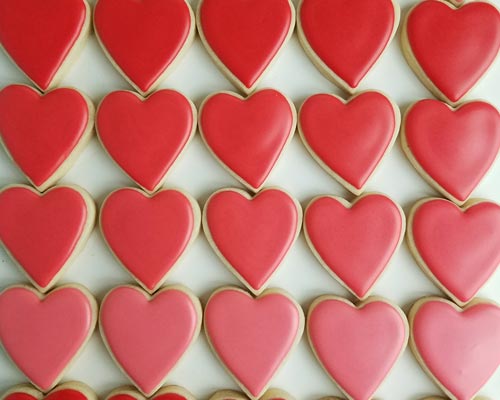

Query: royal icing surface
[5,389,88,400]
[109,393,187,400]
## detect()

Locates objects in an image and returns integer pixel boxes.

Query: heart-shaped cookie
[402,99,500,204]
[402,0,500,105]
[304,194,404,299]
[308,296,408,400]
[1,382,96,400]
[199,90,296,192]
[0,0,90,91]
[409,297,500,400]
[203,188,301,295]
[204,287,304,400]
[297,0,399,92]
[100,188,200,293]
[99,285,202,397]
[0,85,94,191]
[105,386,195,400]
[0,185,95,292]
[209,389,295,400]
[299,91,400,195]
[197,0,295,93]
[0,285,97,392]
[94,0,195,95]
[96,90,196,193]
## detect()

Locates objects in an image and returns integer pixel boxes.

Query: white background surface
[1,0,500,399]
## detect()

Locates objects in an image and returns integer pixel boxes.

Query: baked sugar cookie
[0,85,94,192]
[420,398,490,400]
[105,386,196,400]
[0,184,95,292]
[197,0,295,94]
[297,0,400,93]
[204,287,304,400]
[94,0,195,95]
[208,389,295,400]
[1,382,97,400]
[401,0,500,105]
[0,284,97,392]
[410,297,500,400]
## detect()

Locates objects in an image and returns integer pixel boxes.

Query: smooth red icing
[94,0,193,93]
[6,389,88,400]
[205,189,299,292]
[411,199,500,304]
[204,289,302,397]
[0,186,89,289]
[101,188,197,292]
[0,85,90,188]
[109,394,186,400]
[305,195,403,298]
[406,0,500,103]
[96,90,194,192]
[299,0,396,89]
[412,300,500,400]
[199,0,293,89]
[200,90,294,190]
[0,0,87,90]
[308,299,407,400]
[4,394,37,400]
[300,92,396,191]
[0,287,95,391]
[404,99,500,202]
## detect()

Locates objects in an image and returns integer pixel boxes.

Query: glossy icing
[405,0,500,103]
[403,99,500,203]
[304,194,403,299]
[96,90,195,193]
[308,298,408,400]
[199,90,295,191]
[0,0,88,90]
[5,390,88,400]
[0,85,92,190]
[94,0,194,94]
[299,91,398,193]
[3,384,95,400]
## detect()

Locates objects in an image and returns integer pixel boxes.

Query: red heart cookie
[1,382,97,400]
[402,99,500,204]
[410,297,500,400]
[308,296,408,400]
[304,194,404,299]
[408,198,500,305]
[100,285,202,397]
[298,0,399,92]
[204,287,304,400]
[402,0,500,105]
[96,90,196,193]
[0,285,97,392]
[209,389,295,400]
[105,386,195,400]
[203,188,301,295]
[0,185,95,292]
[0,85,94,191]
[94,0,195,95]
[100,188,200,293]
[199,90,296,192]
[197,0,295,93]
[299,91,400,194]
[0,0,90,91]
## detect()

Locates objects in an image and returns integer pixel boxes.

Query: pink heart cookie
[1,382,97,400]
[105,386,195,400]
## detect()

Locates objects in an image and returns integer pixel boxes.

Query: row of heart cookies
[1,283,499,400]
[0,0,499,105]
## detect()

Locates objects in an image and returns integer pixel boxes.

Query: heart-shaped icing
[0,85,94,191]
[0,185,95,292]
[1,382,97,400]
[203,188,301,295]
[209,389,295,400]
[105,386,195,400]
[197,0,295,93]
[402,99,500,204]
[204,288,304,400]
[99,285,202,397]
[199,90,296,192]
[0,285,97,392]
[304,194,404,299]
[298,0,399,92]
[100,188,200,293]
[308,296,408,400]
[96,90,196,193]
[299,91,399,194]
[94,0,195,95]
[0,0,90,91]
[402,0,500,104]
[408,198,500,305]
[410,298,500,400]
